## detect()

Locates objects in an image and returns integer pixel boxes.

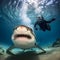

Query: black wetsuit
[34,17,55,31]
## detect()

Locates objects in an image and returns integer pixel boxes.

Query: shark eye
[30,28,33,32]
[26,28,31,32]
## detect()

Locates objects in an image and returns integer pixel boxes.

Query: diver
[34,16,56,31]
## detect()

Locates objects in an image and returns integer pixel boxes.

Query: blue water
[0,0,60,48]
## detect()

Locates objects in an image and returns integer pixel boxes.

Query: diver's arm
[34,22,38,30]
[46,18,55,23]
[6,45,15,55]
[34,22,37,27]
[35,43,46,55]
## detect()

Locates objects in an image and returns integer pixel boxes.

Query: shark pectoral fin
[6,45,15,55]
[35,43,46,55]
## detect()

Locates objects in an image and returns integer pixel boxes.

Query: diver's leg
[6,45,15,55]
[35,43,46,55]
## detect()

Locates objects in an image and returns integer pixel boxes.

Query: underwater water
[0,0,60,49]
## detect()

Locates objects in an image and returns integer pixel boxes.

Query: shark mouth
[14,34,31,40]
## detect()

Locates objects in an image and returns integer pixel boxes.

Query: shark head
[12,25,36,49]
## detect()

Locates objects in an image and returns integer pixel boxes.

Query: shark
[6,25,46,55]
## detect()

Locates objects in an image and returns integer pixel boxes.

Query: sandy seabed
[0,47,60,60]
